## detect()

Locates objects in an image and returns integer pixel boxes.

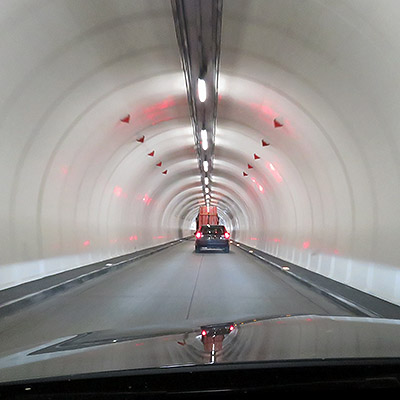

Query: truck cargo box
[196,206,219,230]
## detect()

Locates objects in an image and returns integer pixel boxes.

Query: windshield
[1,0,400,390]
[200,226,226,235]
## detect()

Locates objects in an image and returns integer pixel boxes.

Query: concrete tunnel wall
[1,1,400,306]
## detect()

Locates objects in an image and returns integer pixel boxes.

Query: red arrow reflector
[261,139,270,147]
[120,114,130,123]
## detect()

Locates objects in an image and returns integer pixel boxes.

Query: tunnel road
[0,240,355,355]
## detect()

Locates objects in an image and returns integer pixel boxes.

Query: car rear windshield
[201,226,225,235]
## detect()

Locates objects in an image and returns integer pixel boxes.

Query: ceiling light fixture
[201,129,208,150]
[198,78,206,102]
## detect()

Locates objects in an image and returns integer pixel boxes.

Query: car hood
[1,314,400,383]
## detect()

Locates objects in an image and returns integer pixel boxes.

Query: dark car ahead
[195,225,230,253]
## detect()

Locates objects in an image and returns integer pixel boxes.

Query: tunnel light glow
[267,162,283,183]
[114,186,123,197]
[142,194,152,205]
[204,177,209,185]
[144,97,176,125]
[201,129,208,150]
[203,160,209,172]
[198,79,206,102]
[205,187,210,193]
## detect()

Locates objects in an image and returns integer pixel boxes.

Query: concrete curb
[232,240,400,319]
[0,238,188,317]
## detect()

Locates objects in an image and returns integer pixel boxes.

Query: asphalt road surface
[0,240,355,356]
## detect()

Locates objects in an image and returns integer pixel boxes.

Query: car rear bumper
[195,239,229,249]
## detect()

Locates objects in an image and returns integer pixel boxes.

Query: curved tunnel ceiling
[1,1,400,306]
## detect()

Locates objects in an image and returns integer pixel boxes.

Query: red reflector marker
[261,139,270,147]
[120,114,130,124]
[224,232,230,239]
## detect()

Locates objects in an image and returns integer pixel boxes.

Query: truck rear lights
[224,232,230,239]
[195,232,203,239]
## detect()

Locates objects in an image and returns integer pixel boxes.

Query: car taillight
[195,232,202,239]
[224,232,230,239]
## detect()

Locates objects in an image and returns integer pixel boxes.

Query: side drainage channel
[231,240,400,320]
[0,238,189,317]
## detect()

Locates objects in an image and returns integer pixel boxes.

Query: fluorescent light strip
[198,79,206,102]
[201,129,208,150]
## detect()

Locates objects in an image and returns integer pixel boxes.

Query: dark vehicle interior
[200,226,226,235]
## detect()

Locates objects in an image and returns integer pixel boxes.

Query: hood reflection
[199,322,236,363]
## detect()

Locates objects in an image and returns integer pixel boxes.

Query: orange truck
[196,206,219,230]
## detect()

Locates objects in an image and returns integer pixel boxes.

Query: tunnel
[2,0,400,392]
[1,0,399,306]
